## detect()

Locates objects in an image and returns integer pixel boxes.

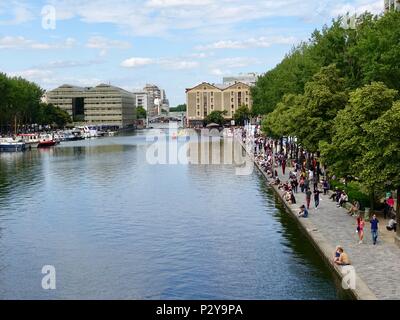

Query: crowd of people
[236,126,398,252]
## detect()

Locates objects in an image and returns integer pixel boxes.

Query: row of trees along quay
[250,11,400,241]
[0,73,71,135]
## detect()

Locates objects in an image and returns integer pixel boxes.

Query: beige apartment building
[47,84,136,128]
[186,82,252,127]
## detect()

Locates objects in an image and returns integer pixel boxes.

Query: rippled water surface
[0,132,349,299]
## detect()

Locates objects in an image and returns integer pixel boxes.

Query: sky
[0,0,384,107]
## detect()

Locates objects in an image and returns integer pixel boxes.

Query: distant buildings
[186,81,252,127]
[385,0,400,12]
[133,84,170,117]
[223,73,259,87]
[133,91,150,111]
[47,84,136,128]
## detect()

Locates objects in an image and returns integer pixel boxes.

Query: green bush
[328,180,371,210]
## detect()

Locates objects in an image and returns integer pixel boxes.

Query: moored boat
[0,138,26,152]
[17,133,40,148]
[37,134,57,148]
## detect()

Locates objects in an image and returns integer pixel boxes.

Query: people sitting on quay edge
[298,205,308,218]
[329,187,339,202]
[386,218,397,232]
[333,246,341,264]
[337,191,349,208]
[347,200,360,216]
[334,247,351,266]
[269,177,281,186]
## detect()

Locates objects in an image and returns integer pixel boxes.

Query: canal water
[0,132,349,299]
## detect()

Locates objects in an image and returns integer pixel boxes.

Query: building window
[197,111,200,116]
[211,92,214,97]
[231,105,234,109]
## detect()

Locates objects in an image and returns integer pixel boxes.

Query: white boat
[0,138,26,152]
[17,133,41,148]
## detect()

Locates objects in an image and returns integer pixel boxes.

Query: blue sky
[0,0,383,106]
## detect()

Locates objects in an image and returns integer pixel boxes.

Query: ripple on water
[0,136,348,299]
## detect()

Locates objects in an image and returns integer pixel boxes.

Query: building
[186,82,252,127]
[385,0,400,11]
[143,84,170,117]
[223,73,259,87]
[133,91,150,111]
[47,84,136,128]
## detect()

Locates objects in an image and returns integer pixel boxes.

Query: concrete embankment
[239,139,377,300]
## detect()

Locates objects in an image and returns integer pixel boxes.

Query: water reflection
[0,134,348,299]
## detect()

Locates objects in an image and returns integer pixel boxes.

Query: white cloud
[0,36,76,50]
[0,2,34,25]
[46,0,385,37]
[146,0,212,7]
[196,36,297,50]
[217,57,260,69]
[86,36,132,49]
[10,69,53,79]
[330,0,383,16]
[37,59,104,69]
[210,68,224,76]
[121,57,155,68]
[121,57,199,70]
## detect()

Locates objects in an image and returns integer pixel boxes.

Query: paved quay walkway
[238,137,400,300]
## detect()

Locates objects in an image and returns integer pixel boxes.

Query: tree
[261,94,302,139]
[320,82,397,207]
[170,104,187,112]
[205,111,227,126]
[136,106,147,119]
[233,105,251,126]
[294,64,349,153]
[360,101,400,235]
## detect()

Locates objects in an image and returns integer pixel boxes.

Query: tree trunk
[369,190,375,211]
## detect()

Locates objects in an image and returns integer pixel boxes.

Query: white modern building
[223,73,259,87]
[385,0,400,11]
[133,91,150,111]
[143,84,169,117]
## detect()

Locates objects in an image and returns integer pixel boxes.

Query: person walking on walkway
[323,179,329,195]
[370,214,379,245]
[356,216,365,244]
[282,158,286,175]
[383,199,390,220]
[306,188,312,210]
[314,189,321,211]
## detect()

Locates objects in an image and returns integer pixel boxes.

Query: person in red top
[387,195,395,208]
[356,216,365,244]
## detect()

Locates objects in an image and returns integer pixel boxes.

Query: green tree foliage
[252,12,400,117]
[233,105,251,126]
[0,73,70,132]
[38,103,72,127]
[170,104,187,112]
[261,94,302,139]
[294,64,349,152]
[136,106,147,119]
[360,100,400,214]
[320,82,397,181]
[205,111,227,126]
